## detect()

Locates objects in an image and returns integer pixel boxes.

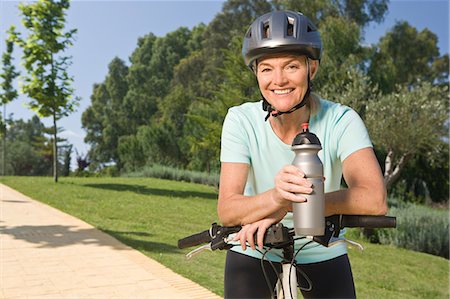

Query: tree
[185,35,260,171]
[122,33,158,132]
[83,27,197,170]
[59,144,72,176]
[0,26,20,175]
[277,0,388,27]
[314,16,366,103]
[365,81,448,190]
[12,0,79,182]
[82,58,129,170]
[117,134,144,172]
[364,20,449,201]
[368,21,448,93]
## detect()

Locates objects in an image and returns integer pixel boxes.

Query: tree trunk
[53,113,58,183]
[384,149,411,189]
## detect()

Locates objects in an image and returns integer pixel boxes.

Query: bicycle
[178,214,396,299]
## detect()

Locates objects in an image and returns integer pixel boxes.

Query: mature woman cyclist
[218,10,387,299]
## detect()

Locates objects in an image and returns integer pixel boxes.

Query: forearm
[218,189,286,226]
[325,186,387,216]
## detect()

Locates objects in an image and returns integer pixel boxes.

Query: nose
[272,68,288,86]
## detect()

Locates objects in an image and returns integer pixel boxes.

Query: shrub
[125,164,219,187]
[374,198,449,259]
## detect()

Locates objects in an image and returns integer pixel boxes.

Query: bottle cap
[292,123,321,146]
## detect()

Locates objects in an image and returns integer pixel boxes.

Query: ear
[309,60,319,80]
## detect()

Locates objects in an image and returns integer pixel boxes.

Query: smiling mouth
[272,89,293,95]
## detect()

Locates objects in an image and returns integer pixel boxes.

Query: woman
[218,10,387,298]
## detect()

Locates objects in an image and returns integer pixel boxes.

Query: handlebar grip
[178,230,211,249]
[341,215,396,229]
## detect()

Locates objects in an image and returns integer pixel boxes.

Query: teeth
[273,89,293,95]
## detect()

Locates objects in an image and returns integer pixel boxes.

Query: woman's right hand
[272,165,313,208]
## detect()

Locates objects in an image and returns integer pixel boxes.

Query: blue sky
[1,0,449,167]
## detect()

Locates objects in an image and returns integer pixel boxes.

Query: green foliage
[185,35,260,171]
[8,117,51,175]
[388,142,449,204]
[11,0,79,182]
[0,26,20,109]
[125,164,219,187]
[278,0,388,27]
[136,123,185,168]
[0,116,58,175]
[14,0,79,119]
[0,26,20,175]
[117,135,144,172]
[59,144,72,176]
[368,21,448,93]
[316,14,376,115]
[373,198,449,259]
[78,0,448,202]
[82,58,129,169]
[315,16,366,95]
[365,81,449,189]
[83,27,198,171]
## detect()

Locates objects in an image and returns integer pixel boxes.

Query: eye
[259,67,272,73]
[286,63,300,71]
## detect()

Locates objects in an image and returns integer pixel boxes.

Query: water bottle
[291,123,325,236]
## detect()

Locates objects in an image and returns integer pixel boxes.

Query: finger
[246,226,257,250]
[277,180,313,195]
[282,165,305,176]
[256,223,270,250]
[277,189,308,202]
[233,231,241,241]
[238,229,247,251]
[279,173,312,187]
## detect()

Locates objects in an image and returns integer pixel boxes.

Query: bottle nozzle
[301,123,309,132]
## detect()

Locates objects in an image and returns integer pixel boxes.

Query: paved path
[0,183,222,299]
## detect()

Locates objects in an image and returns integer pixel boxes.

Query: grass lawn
[1,176,449,298]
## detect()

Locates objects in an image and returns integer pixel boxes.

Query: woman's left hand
[233,209,287,250]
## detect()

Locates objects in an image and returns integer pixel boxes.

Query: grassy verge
[1,176,448,298]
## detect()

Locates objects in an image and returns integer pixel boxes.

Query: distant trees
[0,116,71,176]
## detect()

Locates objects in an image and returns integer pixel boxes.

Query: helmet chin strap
[262,58,312,122]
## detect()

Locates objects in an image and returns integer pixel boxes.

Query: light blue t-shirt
[220,98,373,264]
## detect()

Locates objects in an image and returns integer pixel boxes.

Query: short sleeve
[220,108,251,164]
[333,109,373,162]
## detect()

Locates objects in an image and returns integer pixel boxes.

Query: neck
[269,106,310,144]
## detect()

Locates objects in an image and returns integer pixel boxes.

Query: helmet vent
[287,17,294,36]
[307,22,317,32]
[263,22,270,38]
[245,28,252,38]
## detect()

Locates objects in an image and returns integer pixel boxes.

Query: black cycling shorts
[224,250,356,299]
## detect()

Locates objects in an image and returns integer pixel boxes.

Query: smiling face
[256,54,318,114]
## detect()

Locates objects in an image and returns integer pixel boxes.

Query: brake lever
[186,243,212,259]
[325,237,364,251]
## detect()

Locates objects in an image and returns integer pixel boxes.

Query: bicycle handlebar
[339,215,396,228]
[178,215,396,250]
[178,229,212,249]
